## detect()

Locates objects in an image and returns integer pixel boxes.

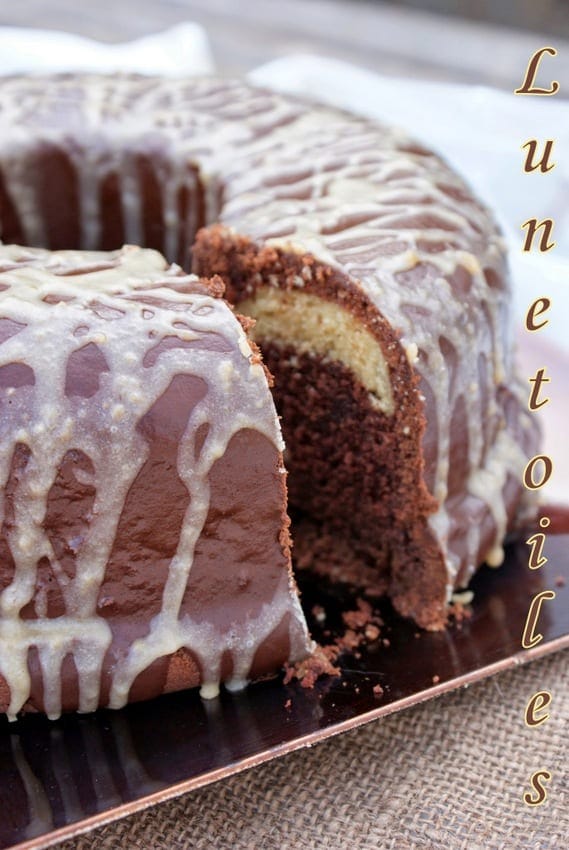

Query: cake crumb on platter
[342,599,374,630]
[448,599,473,625]
[365,623,381,641]
[283,645,341,688]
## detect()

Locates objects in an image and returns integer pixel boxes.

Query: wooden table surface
[1,0,569,92]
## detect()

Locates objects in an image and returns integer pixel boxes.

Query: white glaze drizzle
[0,244,311,719]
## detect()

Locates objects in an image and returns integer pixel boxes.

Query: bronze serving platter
[0,519,568,850]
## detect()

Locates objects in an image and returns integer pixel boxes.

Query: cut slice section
[193,225,538,630]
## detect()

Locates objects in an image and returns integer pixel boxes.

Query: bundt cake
[0,244,312,719]
[0,74,537,717]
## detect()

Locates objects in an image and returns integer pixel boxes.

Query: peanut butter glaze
[0,245,311,719]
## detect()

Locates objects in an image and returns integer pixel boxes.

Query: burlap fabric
[52,649,568,850]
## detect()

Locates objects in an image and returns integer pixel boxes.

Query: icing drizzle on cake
[0,245,310,719]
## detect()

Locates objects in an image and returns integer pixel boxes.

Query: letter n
[522,219,555,252]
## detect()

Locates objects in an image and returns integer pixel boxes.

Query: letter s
[523,769,552,806]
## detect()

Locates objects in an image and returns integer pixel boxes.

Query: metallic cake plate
[1,334,568,850]
[1,523,568,850]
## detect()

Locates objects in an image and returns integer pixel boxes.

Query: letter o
[524,455,553,490]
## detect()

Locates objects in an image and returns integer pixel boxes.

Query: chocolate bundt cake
[0,244,312,719]
[0,74,537,717]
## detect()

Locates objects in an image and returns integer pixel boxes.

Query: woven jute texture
[56,650,568,850]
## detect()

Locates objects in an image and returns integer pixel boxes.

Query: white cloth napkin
[0,23,214,75]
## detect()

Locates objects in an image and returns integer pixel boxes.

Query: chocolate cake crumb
[336,629,361,652]
[283,645,341,689]
[372,684,384,698]
[333,597,384,655]
[365,624,381,641]
[342,599,374,630]
[448,600,473,625]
